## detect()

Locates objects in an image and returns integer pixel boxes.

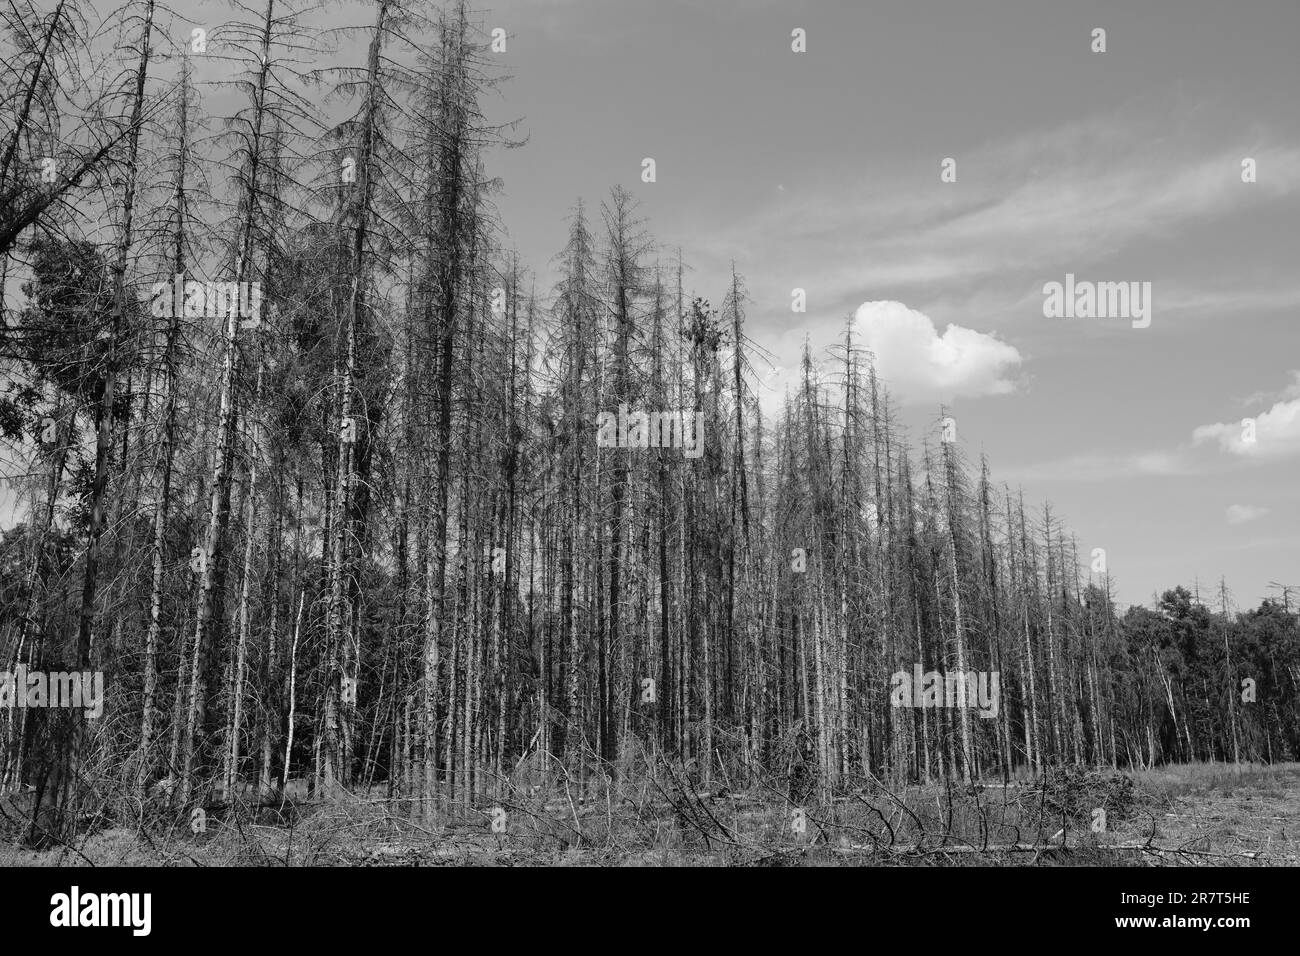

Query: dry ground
[1,761,1296,866]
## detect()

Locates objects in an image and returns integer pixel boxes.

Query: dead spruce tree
[0,0,1295,850]
[177,0,320,806]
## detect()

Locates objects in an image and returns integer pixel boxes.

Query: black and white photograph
[0,0,1294,937]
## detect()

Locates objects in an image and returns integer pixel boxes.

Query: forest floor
[1,761,1297,866]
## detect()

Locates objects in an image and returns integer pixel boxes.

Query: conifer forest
[0,0,1296,876]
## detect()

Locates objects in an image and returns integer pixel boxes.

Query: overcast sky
[474,0,1299,609]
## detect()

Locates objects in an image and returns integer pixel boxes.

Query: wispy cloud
[998,450,1190,485]
[1226,504,1270,526]
[1242,370,1300,407]
[692,95,1300,325]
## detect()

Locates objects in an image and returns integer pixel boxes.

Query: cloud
[852,300,1022,404]
[1009,371,1300,483]
[690,97,1300,323]
[1192,385,1300,460]
[1241,370,1300,406]
[1226,504,1270,526]
[998,450,1190,484]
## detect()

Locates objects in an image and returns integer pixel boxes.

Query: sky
[6,0,1297,610]
[472,0,1300,609]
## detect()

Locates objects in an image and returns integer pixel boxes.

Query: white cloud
[1226,504,1270,526]
[1004,373,1300,484]
[1192,391,1300,460]
[852,300,1022,404]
